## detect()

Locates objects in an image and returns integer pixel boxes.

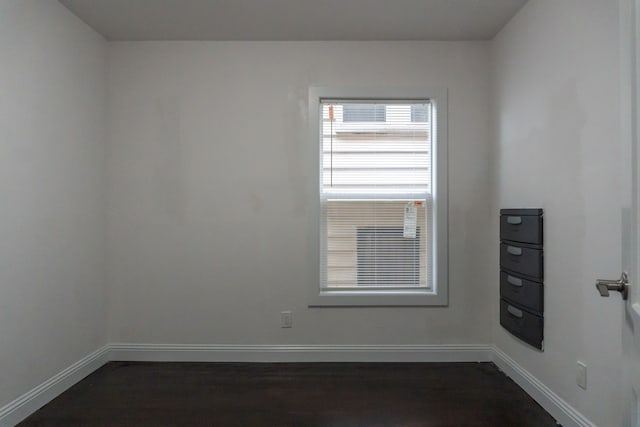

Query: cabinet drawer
[500,299,543,350]
[500,271,543,314]
[500,210,543,245]
[500,243,543,280]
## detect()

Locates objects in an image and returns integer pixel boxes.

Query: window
[308,88,448,306]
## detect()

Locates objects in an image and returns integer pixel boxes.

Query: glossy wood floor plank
[18,362,558,426]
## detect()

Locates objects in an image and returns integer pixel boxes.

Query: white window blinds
[320,101,433,290]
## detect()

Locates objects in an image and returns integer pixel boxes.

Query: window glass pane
[323,199,429,288]
[320,100,432,289]
[322,102,431,193]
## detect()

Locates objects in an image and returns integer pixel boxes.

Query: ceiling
[58,0,528,41]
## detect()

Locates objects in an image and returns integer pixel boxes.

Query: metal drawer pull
[507,216,522,225]
[507,306,523,318]
[507,276,523,287]
[507,246,523,256]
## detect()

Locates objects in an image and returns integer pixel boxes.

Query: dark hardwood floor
[18,362,558,426]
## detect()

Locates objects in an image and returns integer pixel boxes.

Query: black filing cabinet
[499,209,544,350]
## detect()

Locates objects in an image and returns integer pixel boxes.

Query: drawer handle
[507,246,523,256]
[507,216,523,225]
[507,305,524,318]
[507,275,523,287]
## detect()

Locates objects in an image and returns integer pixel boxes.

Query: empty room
[1,0,638,426]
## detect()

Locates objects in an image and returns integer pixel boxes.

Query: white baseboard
[1,344,595,427]
[108,343,493,363]
[0,346,110,427]
[491,346,596,427]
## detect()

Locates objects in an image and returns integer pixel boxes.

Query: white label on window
[403,205,417,238]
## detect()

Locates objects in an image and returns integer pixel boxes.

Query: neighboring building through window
[357,226,421,286]
[411,104,429,122]
[342,103,429,123]
[342,103,386,122]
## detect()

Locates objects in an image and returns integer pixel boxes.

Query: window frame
[308,87,448,307]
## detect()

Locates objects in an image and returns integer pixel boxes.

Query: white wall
[0,0,107,409]
[491,1,623,425]
[106,42,492,345]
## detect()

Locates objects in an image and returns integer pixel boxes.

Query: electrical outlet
[576,361,587,390]
[281,311,293,328]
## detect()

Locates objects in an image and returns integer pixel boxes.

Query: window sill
[308,289,448,307]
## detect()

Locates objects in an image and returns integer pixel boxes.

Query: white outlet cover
[576,361,587,390]
[281,311,293,328]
